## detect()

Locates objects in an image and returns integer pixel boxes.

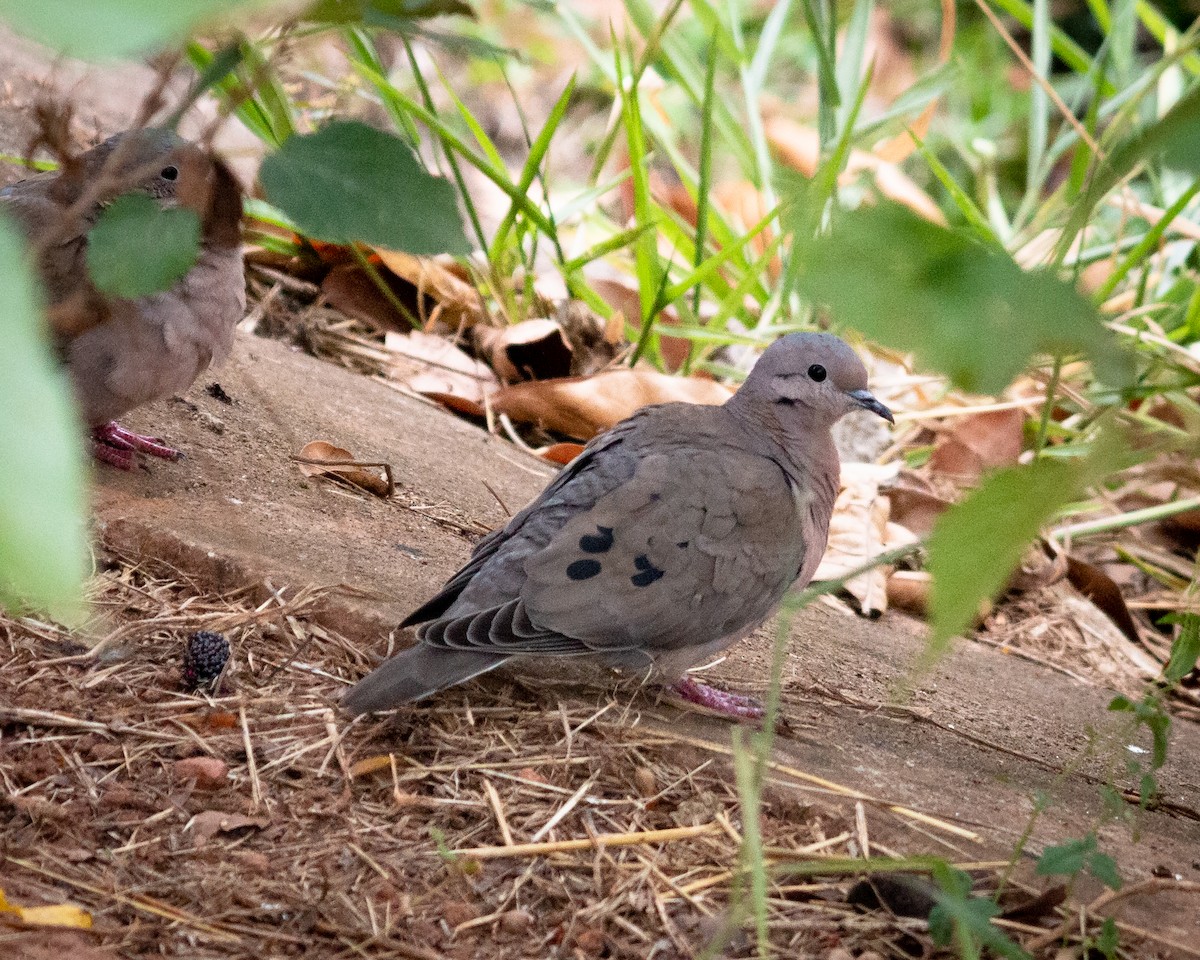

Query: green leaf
[259,121,470,255]
[1036,834,1122,890]
[929,864,1029,960]
[304,0,473,23]
[1164,613,1200,683]
[1088,852,1122,891]
[925,459,1078,659]
[1111,86,1200,180]
[792,203,1134,394]
[1035,835,1094,877]
[1095,917,1120,960]
[0,213,87,621]
[0,0,266,61]
[87,194,201,299]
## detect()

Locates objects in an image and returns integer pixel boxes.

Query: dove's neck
[725,391,841,494]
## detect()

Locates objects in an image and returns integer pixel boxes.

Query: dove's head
[81,129,243,248]
[732,332,893,430]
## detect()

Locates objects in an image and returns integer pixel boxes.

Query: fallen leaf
[929,408,1026,483]
[766,116,946,226]
[814,462,917,615]
[474,319,573,382]
[187,810,270,847]
[0,889,92,930]
[885,473,956,537]
[321,261,419,334]
[999,885,1067,924]
[887,570,930,615]
[386,330,497,414]
[490,370,732,440]
[294,440,394,498]
[1064,554,1142,646]
[538,443,585,465]
[713,180,781,278]
[375,249,485,330]
[584,267,690,371]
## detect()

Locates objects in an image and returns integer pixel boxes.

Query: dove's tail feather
[341,647,508,715]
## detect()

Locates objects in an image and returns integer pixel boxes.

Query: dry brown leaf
[871,0,955,164]
[886,472,956,537]
[538,442,585,465]
[375,249,485,330]
[187,810,270,847]
[491,370,732,440]
[814,463,918,615]
[713,180,781,278]
[887,570,930,615]
[387,329,498,414]
[474,319,574,382]
[929,408,1026,483]
[294,440,393,498]
[766,116,946,226]
[320,262,416,334]
[1064,554,1143,647]
[585,267,689,371]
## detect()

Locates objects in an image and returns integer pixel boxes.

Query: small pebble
[441,900,479,928]
[174,756,228,789]
[573,927,606,956]
[498,909,533,933]
[633,766,657,798]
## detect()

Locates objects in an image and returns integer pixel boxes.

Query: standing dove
[1,128,245,468]
[343,333,893,719]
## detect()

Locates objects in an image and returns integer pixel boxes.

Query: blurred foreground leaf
[87,194,201,298]
[260,121,471,255]
[924,459,1079,662]
[0,0,267,60]
[1164,612,1200,684]
[305,0,473,24]
[0,213,87,621]
[794,203,1134,394]
[923,430,1124,664]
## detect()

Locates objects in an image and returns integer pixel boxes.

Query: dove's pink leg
[669,676,764,720]
[92,421,182,469]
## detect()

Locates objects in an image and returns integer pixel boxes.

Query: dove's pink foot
[669,676,764,720]
[91,421,182,469]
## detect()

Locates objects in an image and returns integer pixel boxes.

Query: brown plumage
[342,332,893,719]
[1,128,245,468]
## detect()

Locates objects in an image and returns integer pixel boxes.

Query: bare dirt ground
[2,27,1199,960]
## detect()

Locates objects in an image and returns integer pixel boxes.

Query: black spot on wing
[566,559,602,581]
[630,554,664,587]
[579,525,614,554]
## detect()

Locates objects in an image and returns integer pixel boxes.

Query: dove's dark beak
[848,389,894,424]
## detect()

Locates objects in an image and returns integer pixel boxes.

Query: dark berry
[182,631,230,690]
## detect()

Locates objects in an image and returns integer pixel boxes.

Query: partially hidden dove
[343,332,893,720]
[1,128,245,468]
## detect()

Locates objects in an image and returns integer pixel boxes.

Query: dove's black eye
[808,364,827,382]
[160,165,179,181]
